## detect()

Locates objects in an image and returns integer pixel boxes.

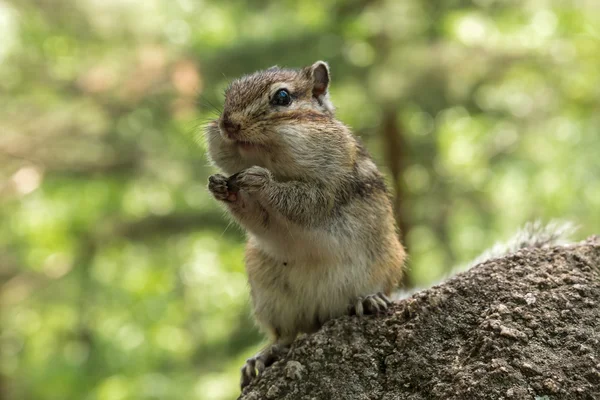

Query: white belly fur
[247,214,381,338]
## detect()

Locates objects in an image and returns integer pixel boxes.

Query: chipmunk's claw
[240,343,290,389]
[240,358,257,388]
[208,174,237,202]
[350,292,392,316]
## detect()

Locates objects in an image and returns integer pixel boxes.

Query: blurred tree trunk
[381,107,413,288]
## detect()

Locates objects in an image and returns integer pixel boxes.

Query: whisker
[284,218,295,241]
[184,116,218,143]
[220,219,234,238]
[197,95,223,116]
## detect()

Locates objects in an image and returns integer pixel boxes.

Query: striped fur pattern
[205,61,406,388]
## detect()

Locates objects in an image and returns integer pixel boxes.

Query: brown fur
[205,61,405,389]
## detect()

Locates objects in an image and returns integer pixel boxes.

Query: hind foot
[240,342,290,389]
[349,292,392,316]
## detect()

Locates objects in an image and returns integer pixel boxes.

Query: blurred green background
[1,0,599,399]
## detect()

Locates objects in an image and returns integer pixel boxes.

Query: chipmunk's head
[206,61,353,178]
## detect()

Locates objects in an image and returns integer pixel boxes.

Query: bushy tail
[467,220,577,268]
[393,220,577,300]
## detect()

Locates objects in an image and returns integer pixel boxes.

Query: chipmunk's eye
[272,89,291,106]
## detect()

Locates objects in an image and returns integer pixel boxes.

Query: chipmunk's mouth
[235,140,257,150]
[237,140,269,154]
[218,127,265,151]
[229,135,265,151]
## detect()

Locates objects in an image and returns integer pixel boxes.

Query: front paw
[235,166,272,193]
[208,174,237,202]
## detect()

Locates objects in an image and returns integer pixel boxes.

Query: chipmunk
[205,61,405,389]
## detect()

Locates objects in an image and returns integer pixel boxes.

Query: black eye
[272,89,292,106]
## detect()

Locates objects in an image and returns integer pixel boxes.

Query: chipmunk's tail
[466,220,578,268]
[393,220,577,300]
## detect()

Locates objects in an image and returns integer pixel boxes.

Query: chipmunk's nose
[220,116,241,135]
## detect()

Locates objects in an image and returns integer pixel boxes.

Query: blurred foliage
[0,0,599,399]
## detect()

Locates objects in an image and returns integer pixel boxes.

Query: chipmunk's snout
[220,115,241,136]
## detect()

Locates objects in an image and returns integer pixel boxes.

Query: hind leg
[349,292,393,316]
[240,339,292,389]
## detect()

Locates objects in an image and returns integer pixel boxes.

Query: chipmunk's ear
[304,61,334,113]
[310,61,330,97]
